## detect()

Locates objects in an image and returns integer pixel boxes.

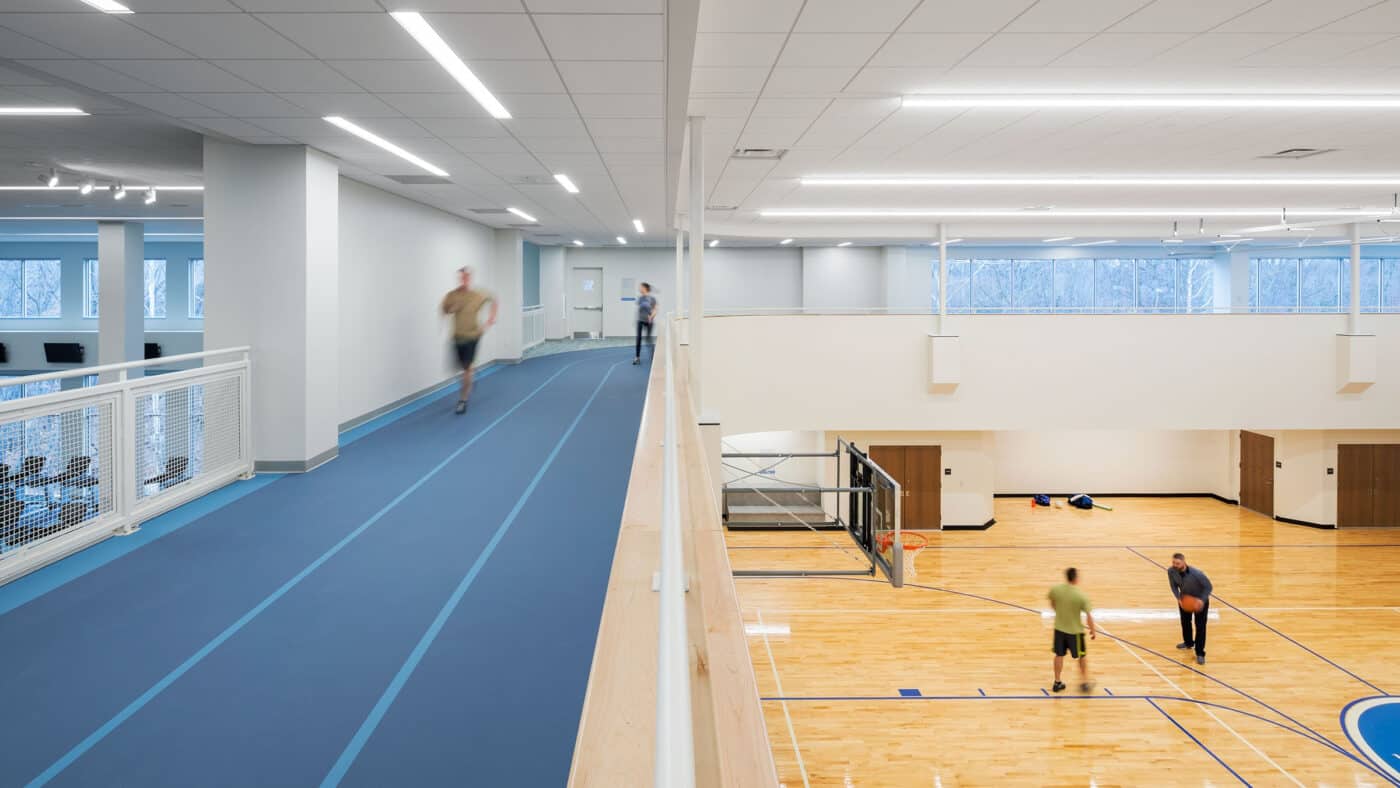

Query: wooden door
[1337,445,1375,527]
[1239,431,1274,517]
[1374,445,1400,527]
[870,446,942,530]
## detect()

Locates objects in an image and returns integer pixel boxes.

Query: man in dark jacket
[1168,552,1214,665]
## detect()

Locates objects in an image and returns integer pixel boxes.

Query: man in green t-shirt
[1048,567,1097,693]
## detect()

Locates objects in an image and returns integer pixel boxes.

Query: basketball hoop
[877,531,929,579]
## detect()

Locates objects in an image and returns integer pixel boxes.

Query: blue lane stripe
[24,360,583,788]
[320,362,621,788]
[0,473,282,617]
[1125,546,1388,694]
[338,367,500,447]
[1146,697,1251,786]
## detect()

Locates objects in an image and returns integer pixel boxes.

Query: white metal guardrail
[0,347,253,585]
[654,313,694,787]
[523,305,546,350]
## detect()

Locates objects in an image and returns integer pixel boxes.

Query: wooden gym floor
[726,497,1400,787]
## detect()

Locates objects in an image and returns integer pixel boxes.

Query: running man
[441,267,496,414]
[1048,567,1097,693]
[1168,552,1214,665]
[633,282,657,365]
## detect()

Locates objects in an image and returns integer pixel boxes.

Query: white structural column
[937,224,948,333]
[96,221,144,379]
[674,225,685,316]
[688,116,704,412]
[1349,222,1362,334]
[491,228,524,362]
[538,245,567,340]
[203,140,339,472]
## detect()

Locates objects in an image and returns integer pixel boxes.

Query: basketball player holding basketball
[1168,552,1214,665]
[1048,567,1097,693]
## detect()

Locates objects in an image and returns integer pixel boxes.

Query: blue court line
[1146,697,1251,786]
[24,361,583,788]
[338,367,500,447]
[977,688,986,696]
[0,473,283,617]
[1104,687,1114,696]
[751,573,1385,774]
[320,361,621,788]
[1125,546,1389,695]
[1040,688,1049,696]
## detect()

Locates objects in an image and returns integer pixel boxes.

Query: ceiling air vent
[1258,147,1338,160]
[508,175,557,186]
[386,174,453,185]
[707,204,738,212]
[469,208,511,215]
[732,148,786,160]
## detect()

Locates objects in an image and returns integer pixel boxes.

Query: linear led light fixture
[391,12,511,120]
[836,241,852,247]
[709,239,719,248]
[554,173,579,193]
[506,207,537,223]
[81,0,133,12]
[801,176,1400,187]
[0,185,202,191]
[1043,236,1075,243]
[761,209,1387,219]
[1071,239,1116,246]
[901,94,1400,109]
[324,116,448,177]
[573,240,584,246]
[0,107,88,116]
[779,238,794,245]
[616,236,627,245]
[632,219,645,233]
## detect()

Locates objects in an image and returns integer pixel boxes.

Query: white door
[570,267,604,338]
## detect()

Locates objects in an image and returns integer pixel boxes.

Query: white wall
[337,177,498,425]
[700,313,1400,435]
[539,246,567,340]
[993,431,1232,496]
[562,247,676,337]
[802,247,882,310]
[704,248,803,310]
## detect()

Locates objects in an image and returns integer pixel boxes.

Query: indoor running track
[0,347,648,788]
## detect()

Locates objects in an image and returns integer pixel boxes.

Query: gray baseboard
[256,445,338,474]
[336,360,507,434]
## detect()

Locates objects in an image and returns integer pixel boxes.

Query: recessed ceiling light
[837,241,852,247]
[632,219,645,233]
[901,94,1400,109]
[0,107,88,116]
[506,206,537,222]
[1071,239,1116,246]
[761,209,1385,219]
[111,183,126,201]
[391,12,511,120]
[573,240,584,246]
[709,239,719,247]
[1161,238,1184,244]
[616,236,627,245]
[80,0,133,12]
[1043,236,1075,243]
[801,176,1400,187]
[554,173,579,193]
[324,116,448,177]
[1210,238,1254,244]
[779,238,794,245]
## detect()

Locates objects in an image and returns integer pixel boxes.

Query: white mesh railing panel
[0,392,119,555]
[133,371,245,505]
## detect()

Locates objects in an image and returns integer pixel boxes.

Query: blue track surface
[0,348,648,787]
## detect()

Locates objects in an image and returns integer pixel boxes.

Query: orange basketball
[1179,594,1203,613]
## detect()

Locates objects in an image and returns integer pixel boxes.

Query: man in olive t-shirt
[441,267,497,415]
[1048,567,1097,693]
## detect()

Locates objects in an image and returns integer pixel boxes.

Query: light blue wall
[0,241,205,332]
[522,241,541,308]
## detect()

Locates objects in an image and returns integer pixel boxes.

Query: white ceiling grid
[0,0,671,244]
[691,0,1400,241]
